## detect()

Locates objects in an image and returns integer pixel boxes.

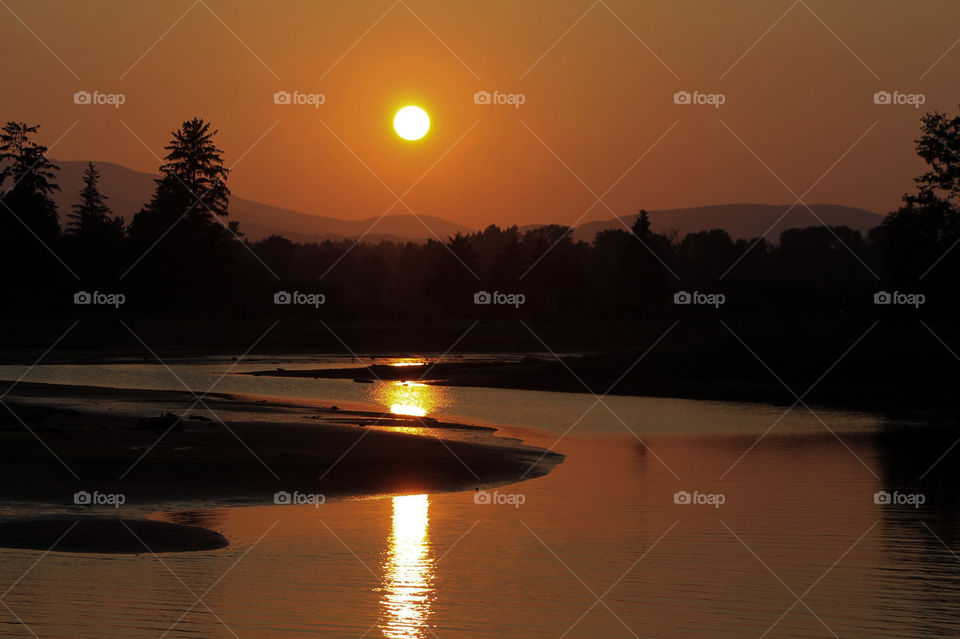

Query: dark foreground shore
[1,382,563,505]
[0,517,228,553]
[0,383,563,551]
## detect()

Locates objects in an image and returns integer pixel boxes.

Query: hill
[52,162,883,244]
[571,203,883,242]
[52,160,473,243]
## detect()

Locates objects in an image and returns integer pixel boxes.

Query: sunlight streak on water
[378,382,444,418]
[1,425,959,637]
[0,361,890,437]
[388,360,428,368]
[390,404,427,417]
[379,495,434,639]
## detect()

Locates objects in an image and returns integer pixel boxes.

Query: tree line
[1,112,959,321]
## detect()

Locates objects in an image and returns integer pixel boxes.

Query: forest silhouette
[1,112,959,407]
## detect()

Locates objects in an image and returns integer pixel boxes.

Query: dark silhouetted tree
[0,121,60,243]
[0,122,62,301]
[915,110,960,202]
[68,162,122,236]
[873,109,960,287]
[631,209,651,239]
[66,162,124,282]
[872,189,957,285]
[423,232,482,313]
[127,118,239,308]
[676,229,736,284]
[129,118,234,243]
[624,209,675,307]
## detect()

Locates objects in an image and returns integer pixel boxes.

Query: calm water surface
[0,359,957,638]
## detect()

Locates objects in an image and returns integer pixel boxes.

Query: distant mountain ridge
[51,161,883,244]
[52,160,473,243]
[569,203,883,242]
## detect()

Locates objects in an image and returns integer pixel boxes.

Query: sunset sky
[2,0,960,229]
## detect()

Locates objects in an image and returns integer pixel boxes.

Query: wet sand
[0,516,228,553]
[0,382,563,553]
[0,381,563,512]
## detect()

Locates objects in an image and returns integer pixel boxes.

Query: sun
[394,106,430,141]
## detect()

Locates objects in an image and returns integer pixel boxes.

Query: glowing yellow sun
[394,106,430,141]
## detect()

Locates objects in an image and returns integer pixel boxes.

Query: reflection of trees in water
[876,420,960,511]
[874,420,960,637]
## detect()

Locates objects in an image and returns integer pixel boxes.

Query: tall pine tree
[129,118,236,244]
[127,118,240,308]
[0,121,61,244]
[0,122,64,302]
[66,162,124,283]
[68,162,122,238]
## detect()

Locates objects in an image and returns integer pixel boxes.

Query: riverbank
[0,516,228,553]
[243,354,958,417]
[1,316,956,415]
[0,382,564,507]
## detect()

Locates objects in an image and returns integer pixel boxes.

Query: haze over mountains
[53,160,883,244]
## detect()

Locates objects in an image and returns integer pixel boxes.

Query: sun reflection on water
[390,404,427,417]
[374,381,447,419]
[387,360,428,367]
[379,494,434,639]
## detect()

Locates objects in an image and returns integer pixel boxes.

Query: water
[0,358,891,436]
[0,359,957,638]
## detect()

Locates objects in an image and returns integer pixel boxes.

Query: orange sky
[2,0,959,229]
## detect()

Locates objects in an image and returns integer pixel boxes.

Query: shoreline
[242,360,955,418]
[0,381,565,553]
[0,516,229,554]
[0,382,564,508]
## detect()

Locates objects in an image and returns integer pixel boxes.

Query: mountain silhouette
[52,160,473,243]
[568,203,883,242]
[54,161,881,243]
